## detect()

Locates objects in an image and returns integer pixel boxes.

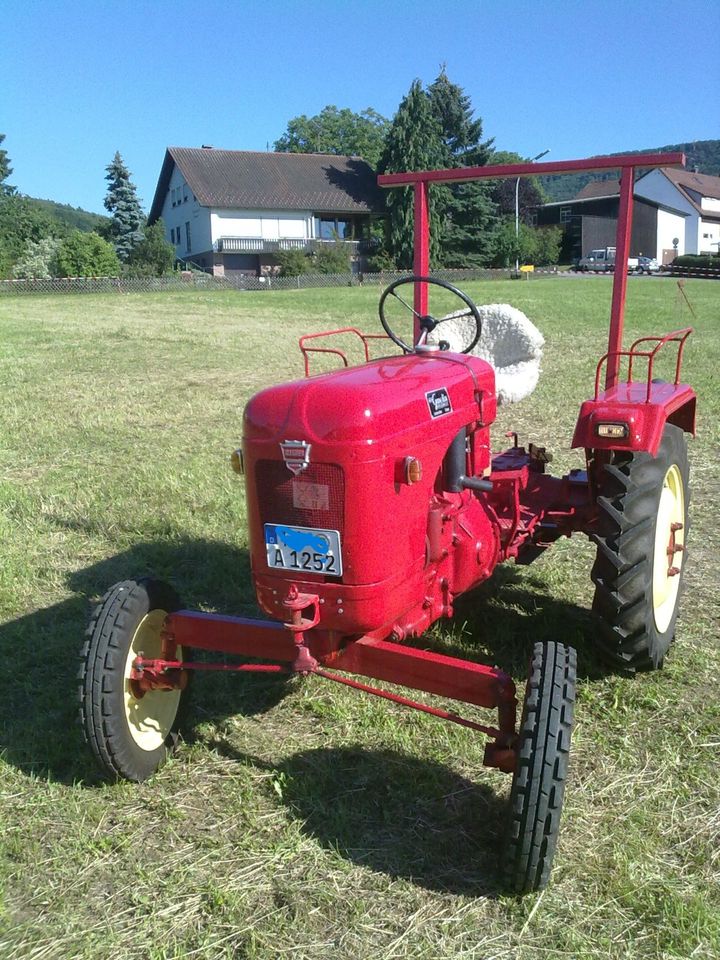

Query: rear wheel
[591,424,689,670]
[78,578,189,781]
[503,641,577,894]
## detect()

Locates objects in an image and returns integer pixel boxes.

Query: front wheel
[78,578,189,781]
[502,641,577,894]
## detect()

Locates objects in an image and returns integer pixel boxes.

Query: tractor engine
[242,351,500,640]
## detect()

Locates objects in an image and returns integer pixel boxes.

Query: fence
[0,267,560,297]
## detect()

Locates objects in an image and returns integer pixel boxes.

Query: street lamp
[515,149,550,274]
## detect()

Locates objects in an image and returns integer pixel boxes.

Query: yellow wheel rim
[652,464,685,634]
[123,609,183,752]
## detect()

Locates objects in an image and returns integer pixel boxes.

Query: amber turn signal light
[404,456,423,484]
[230,449,244,474]
[596,422,629,439]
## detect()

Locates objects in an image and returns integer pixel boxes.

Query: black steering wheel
[378,276,482,354]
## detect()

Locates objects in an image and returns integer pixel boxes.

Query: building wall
[158,166,212,261]
[656,208,686,260]
[634,170,699,253]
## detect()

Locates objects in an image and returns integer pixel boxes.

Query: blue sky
[2,0,718,215]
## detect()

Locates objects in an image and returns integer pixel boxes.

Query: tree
[274,106,389,167]
[56,231,120,277]
[489,219,545,268]
[487,150,547,221]
[378,80,447,269]
[0,195,58,278]
[0,134,15,196]
[12,237,61,279]
[533,225,562,266]
[426,68,497,267]
[126,220,175,276]
[104,152,144,262]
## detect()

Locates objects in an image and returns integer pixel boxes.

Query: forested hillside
[25,197,109,233]
[539,139,720,201]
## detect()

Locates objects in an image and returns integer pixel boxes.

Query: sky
[2,0,719,215]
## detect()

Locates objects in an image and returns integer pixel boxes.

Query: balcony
[215,237,378,255]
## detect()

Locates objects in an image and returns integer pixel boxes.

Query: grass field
[0,278,718,959]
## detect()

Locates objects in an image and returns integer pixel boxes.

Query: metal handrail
[299,327,390,376]
[594,327,693,402]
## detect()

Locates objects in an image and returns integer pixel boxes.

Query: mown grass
[0,278,718,959]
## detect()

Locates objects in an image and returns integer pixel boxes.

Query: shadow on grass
[0,536,290,785]
[214,740,508,897]
[1,534,613,786]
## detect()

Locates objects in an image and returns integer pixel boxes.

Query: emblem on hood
[280,440,312,475]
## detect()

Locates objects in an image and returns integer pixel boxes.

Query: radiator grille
[255,460,345,534]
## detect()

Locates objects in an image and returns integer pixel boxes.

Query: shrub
[313,241,351,274]
[56,231,120,277]
[12,237,62,279]
[672,254,719,269]
[366,249,397,273]
[275,248,311,277]
[125,220,175,277]
[533,226,562,266]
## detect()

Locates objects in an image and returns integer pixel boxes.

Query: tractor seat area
[429,303,544,405]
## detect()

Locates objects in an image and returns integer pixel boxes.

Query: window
[183,184,188,202]
[530,212,538,227]
[170,227,175,243]
[185,221,191,252]
[315,216,351,239]
[560,206,572,224]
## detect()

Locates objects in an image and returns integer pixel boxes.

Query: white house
[148,147,385,276]
[635,168,720,259]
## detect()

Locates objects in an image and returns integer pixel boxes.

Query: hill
[538,139,720,201]
[26,197,110,233]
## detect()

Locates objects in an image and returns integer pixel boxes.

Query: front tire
[503,641,577,894]
[591,424,690,670]
[78,578,189,781]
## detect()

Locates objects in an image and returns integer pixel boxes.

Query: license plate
[264,524,343,577]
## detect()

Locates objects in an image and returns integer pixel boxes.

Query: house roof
[573,179,620,201]
[655,167,720,220]
[148,147,385,222]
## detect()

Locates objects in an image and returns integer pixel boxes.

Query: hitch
[282,585,320,673]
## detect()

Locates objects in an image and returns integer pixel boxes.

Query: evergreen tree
[378,80,446,269]
[427,68,497,267]
[104,151,144,262]
[0,134,15,196]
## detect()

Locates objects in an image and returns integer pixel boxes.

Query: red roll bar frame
[377,152,686,390]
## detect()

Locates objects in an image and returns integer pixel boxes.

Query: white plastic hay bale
[428,303,544,404]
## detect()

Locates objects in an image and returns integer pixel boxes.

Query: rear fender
[572,388,696,457]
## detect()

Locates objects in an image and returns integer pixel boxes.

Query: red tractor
[79,152,695,894]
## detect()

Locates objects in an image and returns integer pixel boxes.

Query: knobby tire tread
[503,641,576,894]
[590,424,689,670]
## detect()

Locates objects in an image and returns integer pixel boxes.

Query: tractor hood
[243,352,496,447]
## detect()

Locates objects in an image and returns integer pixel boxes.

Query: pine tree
[427,69,497,267]
[104,151,144,262]
[0,134,15,196]
[378,80,447,269]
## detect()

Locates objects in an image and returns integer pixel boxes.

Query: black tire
[78,578,189,781]
[503,641,576,895]
[590,424,689,670]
